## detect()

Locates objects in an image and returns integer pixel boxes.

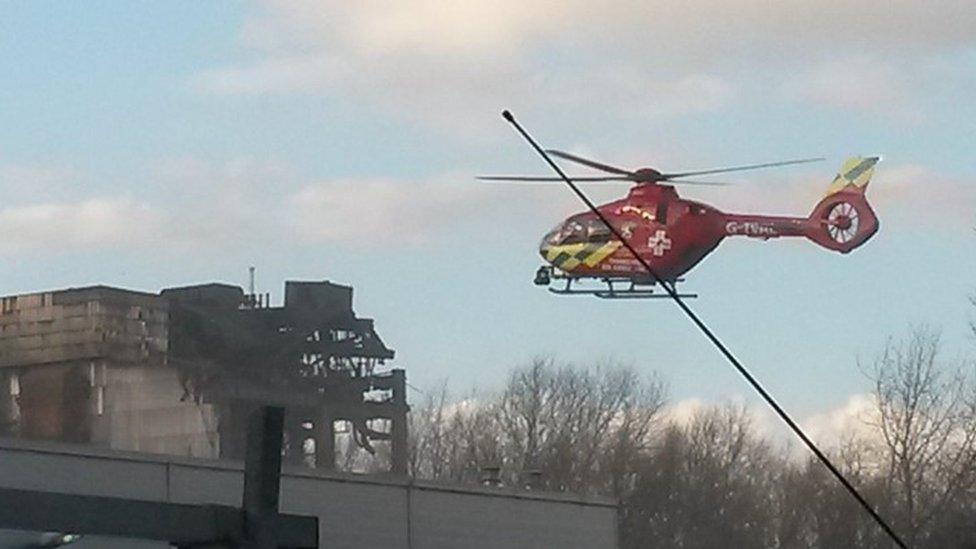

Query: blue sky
[2,1,975,437]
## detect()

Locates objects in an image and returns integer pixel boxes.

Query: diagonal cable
[500,110,908,549]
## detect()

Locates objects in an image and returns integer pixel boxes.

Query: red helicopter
[480,152,880,298]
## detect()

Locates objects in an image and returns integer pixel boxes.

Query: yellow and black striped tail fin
[824,156,881,196]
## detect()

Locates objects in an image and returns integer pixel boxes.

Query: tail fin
[823,156,880,196]
[808,156,881,253]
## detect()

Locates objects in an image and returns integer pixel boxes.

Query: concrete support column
[218,400,253,461]
[390,369,408,475]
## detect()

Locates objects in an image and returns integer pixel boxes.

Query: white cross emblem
[647,229,672,256]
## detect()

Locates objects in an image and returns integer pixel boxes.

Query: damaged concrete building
[0,280,407,473]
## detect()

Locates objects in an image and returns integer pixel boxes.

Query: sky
[1,1,975,445]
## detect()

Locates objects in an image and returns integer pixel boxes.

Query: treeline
[403,329,976,549]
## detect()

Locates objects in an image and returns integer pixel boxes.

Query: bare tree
[401,342,976,548]
[496,358,666,494]
[496,357,550,479]
[868,327,976,546]
[776,437,890,549]
[406,383,505,484]
[621,403,778,549]
[406,358,666,495]
[407,381,452,478]
[602,367,667,497]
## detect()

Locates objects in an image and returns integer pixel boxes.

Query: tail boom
[722,156,881,254]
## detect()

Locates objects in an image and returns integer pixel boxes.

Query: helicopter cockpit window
[585,220,612,242]
[545,219,610,245]
[560,221,587,245]
[543,223,563,245]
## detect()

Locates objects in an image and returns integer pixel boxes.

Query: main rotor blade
[666,179,733,186]
[662,157,825,179]
[477,175,633,182]
[545,150,634,176]
[478,175,730,186]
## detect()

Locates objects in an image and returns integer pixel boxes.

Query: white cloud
[0,164,165,255]
[286,177,493,246]
[663,393,892,460]
[644,75,732,117]
[783,57,924,121]
[800,393,881,450]
[193,51,528,135]
[869,164,976,230]
[335,2,561,59]
[195,55,733,135]
[246,1,976,62]
[284,174,578,246]
[145,157,303,251]
[663,396,783,442]
[195,54,344,96]
[192,1,765,133]
[551,66,735,119]
[241,1,571,60]
[193,0,976,133]
[0,163,78,204]
[663,397,707,426]
[0,156,584,256]
[0,198,162,254]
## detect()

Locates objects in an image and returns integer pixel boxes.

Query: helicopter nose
[539,240,552,263]
[539,231,557,262]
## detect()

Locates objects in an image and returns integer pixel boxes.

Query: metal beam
[0,488,316,547]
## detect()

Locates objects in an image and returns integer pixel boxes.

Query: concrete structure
[0,280,407,473]
[0,286,217,455]
[0,438,619,548]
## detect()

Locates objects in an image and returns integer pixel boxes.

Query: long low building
[0,437,619,548]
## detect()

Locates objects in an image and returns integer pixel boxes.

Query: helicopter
[480,152,880,298]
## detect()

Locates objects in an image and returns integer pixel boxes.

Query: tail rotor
[826,201,861,244]
[808,156,881,253]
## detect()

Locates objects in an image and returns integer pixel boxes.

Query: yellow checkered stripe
[545,241,622,271]
[825,156,880,196]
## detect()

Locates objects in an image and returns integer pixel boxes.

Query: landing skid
[535,267,698,299]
